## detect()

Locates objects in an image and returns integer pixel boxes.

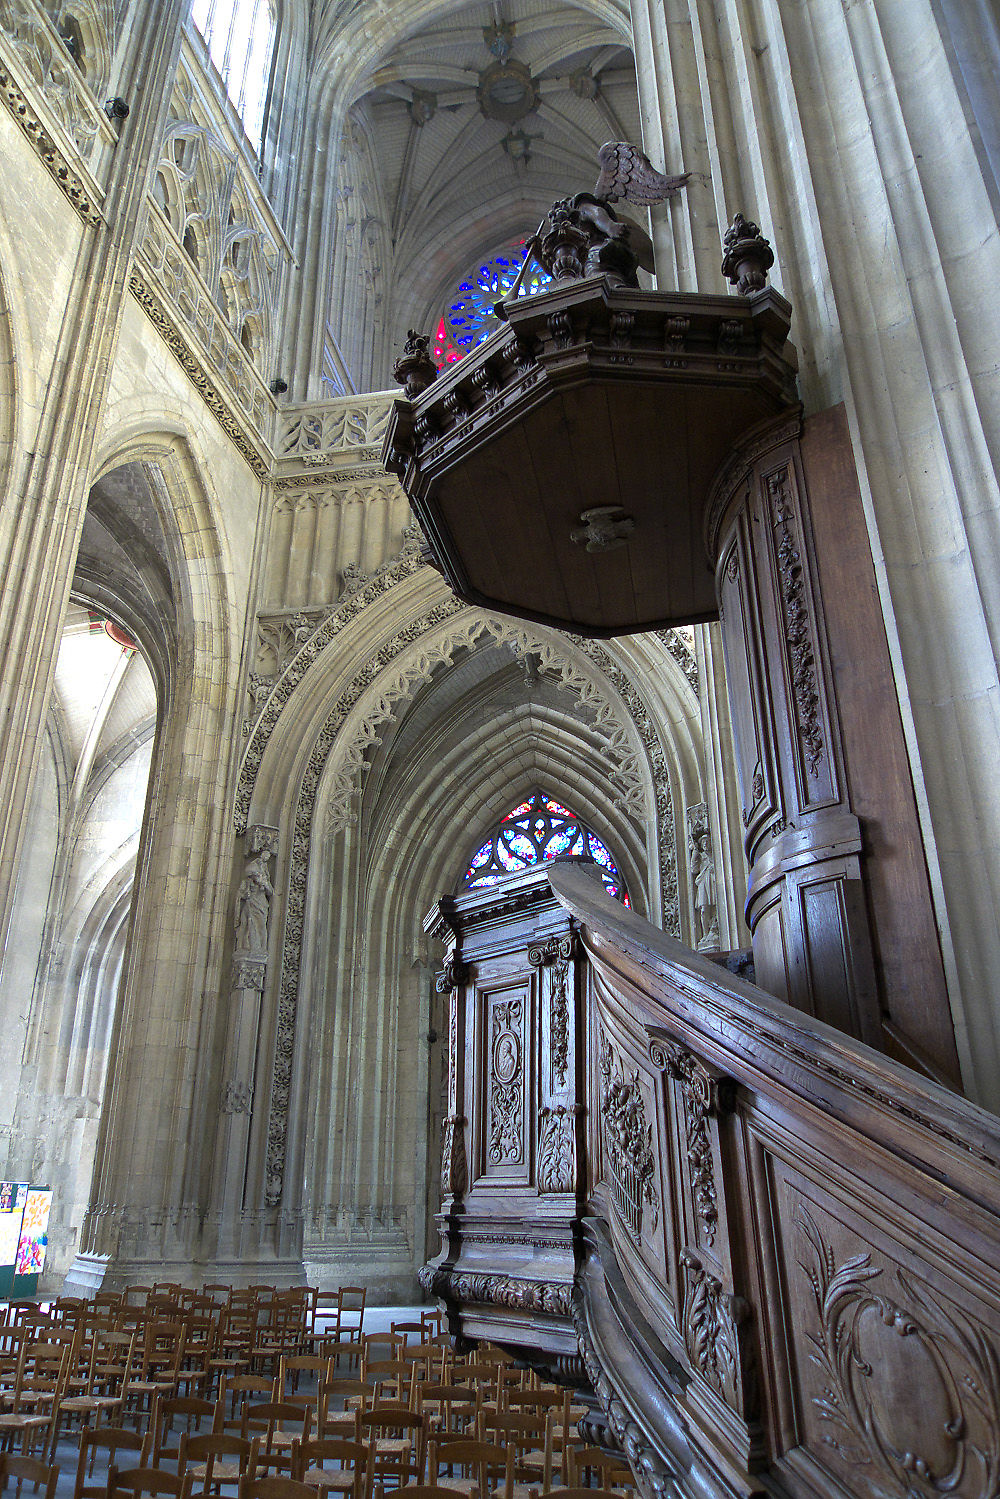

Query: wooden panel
[800,405,960,1085]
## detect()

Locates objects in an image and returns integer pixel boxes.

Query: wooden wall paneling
[799,405,960,1086]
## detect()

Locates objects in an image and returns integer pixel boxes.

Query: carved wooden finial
[393,330,438,400]
[721,212,775,296]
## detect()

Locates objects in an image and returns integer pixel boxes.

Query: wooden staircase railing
[423,860,1000,1499]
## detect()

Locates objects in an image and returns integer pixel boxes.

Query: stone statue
[234,850,273,956]
[687,803,720,952]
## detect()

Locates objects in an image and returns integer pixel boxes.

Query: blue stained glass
[469,841,492,870]
[588,836,614,870]
[496,843,520,871]
[506,832,536,861]
[433,240,553,367]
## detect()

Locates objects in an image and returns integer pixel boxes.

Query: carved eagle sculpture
[594,142,691,205]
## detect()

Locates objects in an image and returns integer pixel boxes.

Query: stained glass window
[433,241,552,366]
[461,790,630,906]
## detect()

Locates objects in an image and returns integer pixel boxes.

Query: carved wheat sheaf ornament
[797,1208,1000,1495]
[594,142,692,206]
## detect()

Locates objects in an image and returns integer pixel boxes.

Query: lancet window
[190,0,275,149]
[461,790,630,905]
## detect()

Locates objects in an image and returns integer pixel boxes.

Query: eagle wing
[595,141,690,205]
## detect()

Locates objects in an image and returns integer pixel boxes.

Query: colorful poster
[0,1182,27,1268]
[14,1188,52,1277]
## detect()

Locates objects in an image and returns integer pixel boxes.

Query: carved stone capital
[247,824,280,857]
[221,1080,253,1115]
[231,959,266,993]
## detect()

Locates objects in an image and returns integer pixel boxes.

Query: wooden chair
[151,1394,219,1463]
[358,1409,427,1495]
[290,1437,369,1499]
[476,1413,552,1499]
[0,1341,72,1460]
[238,1477,315,1499]
[106,1468,194,1499]
[313,1343,360,1382]
[381,1488,471,1499]
[240,1402,312,1475]
[426,1436,510,1499]
[277,1358,332,1403]
[332,1294,365,1346]
[0,1452,60,1499]
[565,1448,633,1495]
[528,1489,624,1499]
[414,1386,478,1438]
[126,1321,186,1424]
[357,1362,414,1411]
[315,1383,366,1442]
[74,1427,150,1499]
[50,1330,137,1451]
[218,1378,278,1438]
[178,1433,260,1496]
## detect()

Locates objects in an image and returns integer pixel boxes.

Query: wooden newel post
[706,413,881,1046]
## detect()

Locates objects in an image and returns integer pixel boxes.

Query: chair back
[0,1453,59,1499]
[75,1426,149,1499]
[106,1468,194,1499]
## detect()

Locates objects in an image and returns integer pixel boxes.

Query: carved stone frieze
[797,1209,1000,1494]
[599,1033,658,1242]
[488,996,523,1166]
[538,1103,580,1193]
[767,465,824,777]
[440,1113,467,1198]
[128,264,270,479]
[0,43,102,224]
[679,1248,754,1416]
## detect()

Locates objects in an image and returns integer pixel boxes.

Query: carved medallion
[798,1209,1000,1494]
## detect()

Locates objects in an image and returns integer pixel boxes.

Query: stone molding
[0,16,105,226]
[129,254,271,480]
[252,555,681,1207]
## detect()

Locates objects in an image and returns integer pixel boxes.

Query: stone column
[0,1,188,967]
[207,825,280,1270]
